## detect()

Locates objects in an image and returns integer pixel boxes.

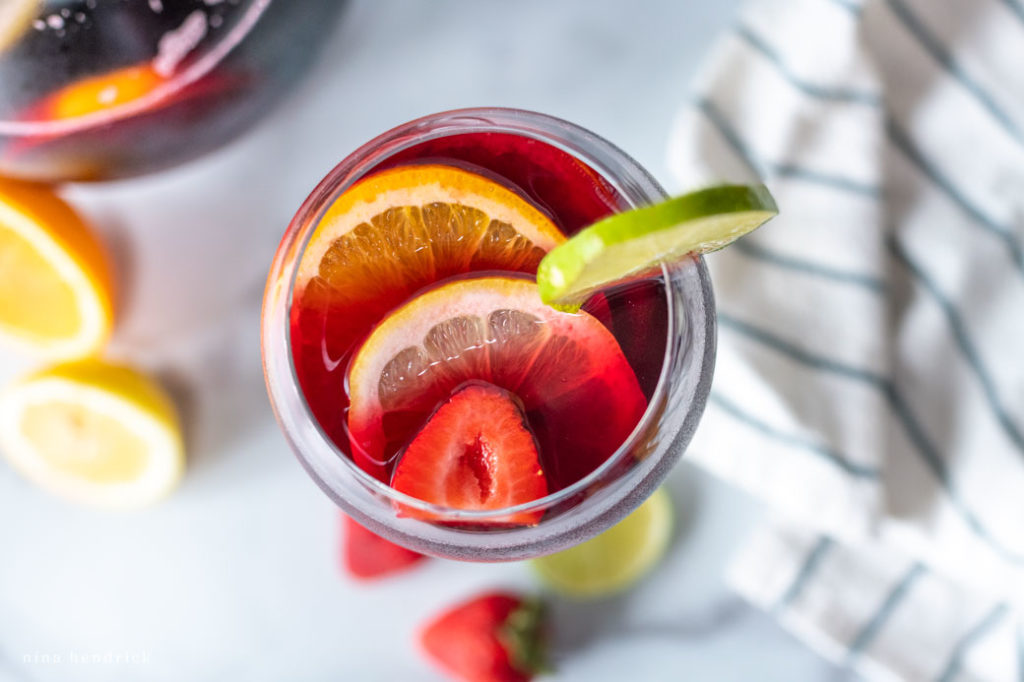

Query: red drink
[289,131,668,498]
[263,109,715,559]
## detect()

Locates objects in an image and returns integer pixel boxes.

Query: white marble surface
[0,2,850,680]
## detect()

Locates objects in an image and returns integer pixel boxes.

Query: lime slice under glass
[537,184,778,310]
[531,487,673,598]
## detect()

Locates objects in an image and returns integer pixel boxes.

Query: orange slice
[294,164,565,346]
[0,178,114,359]
[297,164,564,294]
[346,276,647,486]
[291,164,566,454]
[41,64,165,121]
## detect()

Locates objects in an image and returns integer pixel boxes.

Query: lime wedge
[531,487,673,598]
[537,184,777,309]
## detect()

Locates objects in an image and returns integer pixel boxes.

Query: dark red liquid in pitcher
[0,0,344,181]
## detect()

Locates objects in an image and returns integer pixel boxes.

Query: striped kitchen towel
[667,0,1024,679]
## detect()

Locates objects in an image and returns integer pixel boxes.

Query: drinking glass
[261,108,716,561]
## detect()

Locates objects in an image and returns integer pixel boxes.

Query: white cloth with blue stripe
[668,0,1024,679]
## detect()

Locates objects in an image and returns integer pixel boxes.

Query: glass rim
[0,0,273,136]
[263,106,713,521]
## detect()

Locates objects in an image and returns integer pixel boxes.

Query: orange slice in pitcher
[41,64,166,121]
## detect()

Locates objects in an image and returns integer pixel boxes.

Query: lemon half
[0,360,184,509]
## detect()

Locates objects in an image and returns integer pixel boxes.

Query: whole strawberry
[341,514,426,580]
[419,592,549,682]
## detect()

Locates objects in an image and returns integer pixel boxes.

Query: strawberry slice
[341,514,426,580]
[391,382,548,525]
[419,592,549,682]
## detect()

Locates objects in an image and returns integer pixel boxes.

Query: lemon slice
[0,178,114,359]
[531,487,673,598]
[0,360,184,509]
[537,184,778,310]
[344,276,646,482]
[0,0,39,54]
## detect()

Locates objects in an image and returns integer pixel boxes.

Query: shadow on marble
[152,298,271,479]
[549,468,711,650]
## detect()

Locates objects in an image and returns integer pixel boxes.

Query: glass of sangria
[261,108,717,561]
[0,0,344,182]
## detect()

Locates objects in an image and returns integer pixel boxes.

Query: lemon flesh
[0,360,184,509]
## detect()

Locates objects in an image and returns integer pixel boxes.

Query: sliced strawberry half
[391,382,548,526]
[341,513,426,580]
[419,591,549,682]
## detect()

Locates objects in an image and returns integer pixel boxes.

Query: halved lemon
[0,178,114,359]
[0,360,184,509]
